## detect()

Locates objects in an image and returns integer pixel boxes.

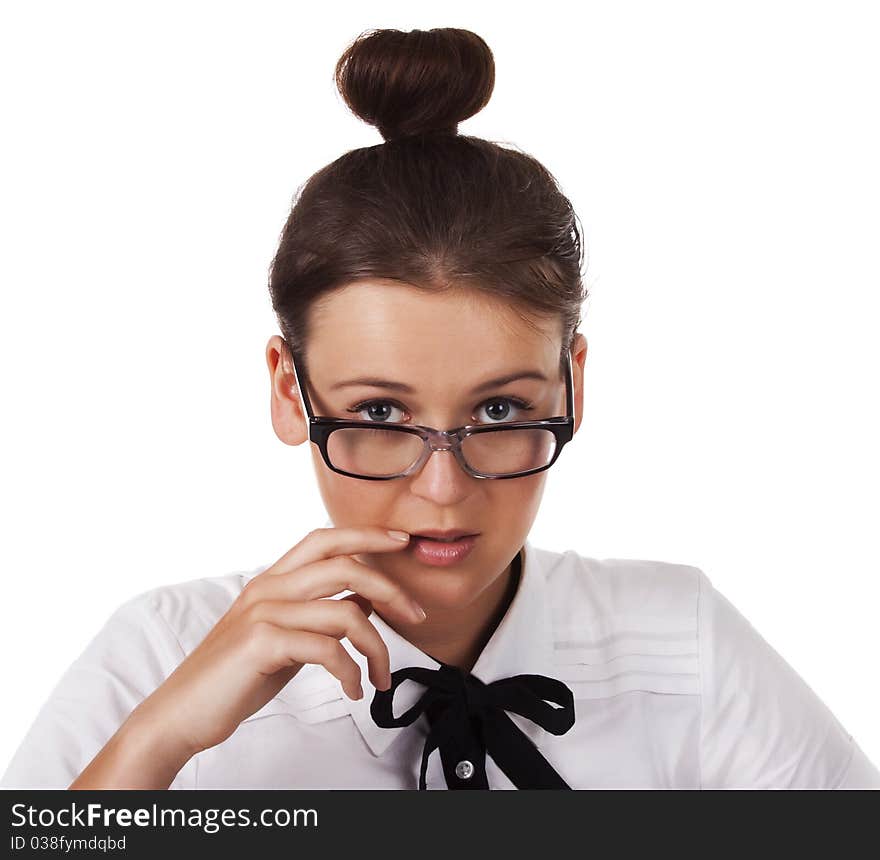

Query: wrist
[124,698,199,771]
[68,702,196,790]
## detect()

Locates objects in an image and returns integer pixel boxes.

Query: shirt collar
[343,538,556,757]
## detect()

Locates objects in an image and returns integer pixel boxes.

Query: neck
[382,549,523,675]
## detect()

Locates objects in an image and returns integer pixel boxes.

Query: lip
[407,534,479,566]
[410,529,480,540]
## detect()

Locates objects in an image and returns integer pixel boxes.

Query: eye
[347,400,407,423]
[477,397,534,423]
[346,396,534,425]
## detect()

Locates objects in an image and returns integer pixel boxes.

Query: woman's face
[266,280,587,617]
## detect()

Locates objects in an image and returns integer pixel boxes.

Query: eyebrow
[329,369,550,395]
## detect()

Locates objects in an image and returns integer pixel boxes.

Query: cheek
[475,474,548,549]
[312,451,399,520]
[487,472,547,517]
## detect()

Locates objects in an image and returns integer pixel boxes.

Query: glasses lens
[326,426,557,478]
[327,427,425,478]
[461,428,557,476]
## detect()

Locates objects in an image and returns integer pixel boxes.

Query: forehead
[306,281,560,380]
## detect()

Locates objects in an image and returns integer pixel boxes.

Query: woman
[2,27,877,790]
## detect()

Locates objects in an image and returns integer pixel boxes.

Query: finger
[250,624,364,701]
[341,592,373,619]
[249,554,427,625]
[247,598,391,690]
[264,526,411,575]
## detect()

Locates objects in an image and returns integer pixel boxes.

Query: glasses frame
[287,345,575,481]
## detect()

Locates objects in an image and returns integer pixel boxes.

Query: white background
[1,1,878,775]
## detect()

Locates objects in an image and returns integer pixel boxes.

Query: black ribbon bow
[370,663,576,790]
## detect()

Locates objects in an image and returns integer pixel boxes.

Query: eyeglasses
[286,345,575,481]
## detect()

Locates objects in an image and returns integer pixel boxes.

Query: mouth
[409,530,480,542]
[406,533,480,566]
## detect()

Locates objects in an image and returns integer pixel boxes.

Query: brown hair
[268,27,589,385]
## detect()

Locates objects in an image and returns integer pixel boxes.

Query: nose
[407,446,474,500]
[428,438,454,453]
[419,444,468,475]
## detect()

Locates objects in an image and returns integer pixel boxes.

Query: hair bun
[334,28,495,142]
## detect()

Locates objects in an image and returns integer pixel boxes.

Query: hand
[138,526,424,758]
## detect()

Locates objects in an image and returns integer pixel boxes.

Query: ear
[266,335,309,445]
[570,333,588,435]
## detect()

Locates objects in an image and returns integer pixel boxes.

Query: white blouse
[2,538,878,790]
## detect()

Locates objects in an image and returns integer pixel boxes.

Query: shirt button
[455,760,475,780]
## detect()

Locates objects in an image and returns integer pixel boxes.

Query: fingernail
[387,530,410,541]
[353,684,363,700]
[409,600,427,621]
